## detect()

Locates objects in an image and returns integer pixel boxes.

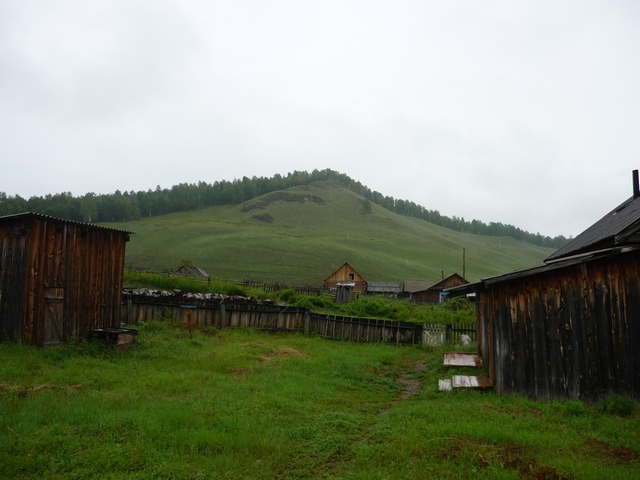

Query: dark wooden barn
[451,172,640,400]
[409,273,467,303]
[0,212,131,346]
[324,262,367,294]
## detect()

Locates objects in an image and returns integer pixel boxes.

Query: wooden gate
[44,288,64,346]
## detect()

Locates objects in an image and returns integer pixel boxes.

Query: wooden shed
[409,273,467,303]
[174,265,209,278]
[0,212,132,346]
[366,281,402,296]
[452,171,640,400]
[324,262,367,294]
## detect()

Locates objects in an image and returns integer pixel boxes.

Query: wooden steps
[439,352,493,391]
[443,352,483,367]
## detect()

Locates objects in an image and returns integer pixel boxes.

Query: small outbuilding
[174,265,210,279]
[366,281,402,296]
[0,212,132,346]
[451,171,640,400]
[324,262,367,294]
[404,273,467,303]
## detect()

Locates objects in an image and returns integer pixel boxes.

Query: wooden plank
[438,379,452,391]
[452,375,494,389]
[443,352,483,367]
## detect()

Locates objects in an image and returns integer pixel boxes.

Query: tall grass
[1,323,637,479]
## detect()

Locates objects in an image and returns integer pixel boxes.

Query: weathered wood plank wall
[0,230,26,340]
[479,249,640,400]
[0,214,130,346]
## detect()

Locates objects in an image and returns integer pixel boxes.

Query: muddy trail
[378,360,427,415]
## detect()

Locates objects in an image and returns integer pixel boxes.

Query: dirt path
[379,360,426,414]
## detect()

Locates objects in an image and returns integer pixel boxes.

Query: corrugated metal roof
[447,246,638,294]
[176,265,209,277]
[546,195,640,261]
[404,280,436,292]
[0,212,134,235]
[367,282,401,293]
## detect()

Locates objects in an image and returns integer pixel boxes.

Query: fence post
[446,324,452,342]
[126,295,132,323]
[221,304,227,329]
[414,323,422,345]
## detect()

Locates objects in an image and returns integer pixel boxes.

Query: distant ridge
[110,181,556,285]
[0,169,568,248]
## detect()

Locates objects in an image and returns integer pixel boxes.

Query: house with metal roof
[402,274,467,303]
[0,212,132,346]
[449,171,640,400]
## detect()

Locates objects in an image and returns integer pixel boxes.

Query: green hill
[109,181,555,285]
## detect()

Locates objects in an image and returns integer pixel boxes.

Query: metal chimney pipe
[634,170,639,199]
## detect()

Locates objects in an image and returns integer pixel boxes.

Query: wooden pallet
[438,375,493,390]
[443,352,483,367]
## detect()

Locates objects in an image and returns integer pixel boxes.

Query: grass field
[110,181,556,285]
[1,322,638,479]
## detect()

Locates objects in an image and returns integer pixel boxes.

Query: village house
[323,262,367,294]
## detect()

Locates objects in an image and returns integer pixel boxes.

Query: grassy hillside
[110,181,555,285]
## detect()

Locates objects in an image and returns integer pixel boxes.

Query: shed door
[44,288,64,346]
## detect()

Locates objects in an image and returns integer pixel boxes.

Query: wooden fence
[122,295,475,347]
[308,313,421,345]
[423,323,477,347]
[122,295,307,331]
[243,280,323,296]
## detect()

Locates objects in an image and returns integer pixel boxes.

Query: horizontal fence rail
[122,295,475,347]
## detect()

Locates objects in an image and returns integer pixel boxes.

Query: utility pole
[463,248,466,281]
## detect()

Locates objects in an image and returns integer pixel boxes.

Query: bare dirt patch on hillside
[241,192,326,212]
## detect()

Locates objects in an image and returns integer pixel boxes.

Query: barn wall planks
[478,249,640,400]
[0,213,130,346]
[0,229,26,339]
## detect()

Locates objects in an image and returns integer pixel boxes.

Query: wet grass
[1,322,638,479]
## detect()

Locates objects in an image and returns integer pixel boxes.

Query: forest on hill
[0,169,568,248]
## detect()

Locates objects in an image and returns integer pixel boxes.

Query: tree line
[0,169,569,248]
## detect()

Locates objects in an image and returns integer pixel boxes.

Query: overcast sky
[1,1,639,238]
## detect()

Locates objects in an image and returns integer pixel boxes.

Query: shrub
[276,288,299,303]
[225,284,247,296]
